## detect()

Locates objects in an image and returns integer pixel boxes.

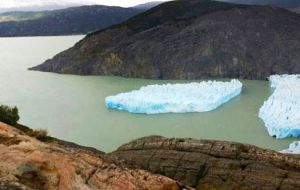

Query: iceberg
[280,141,300,154]
[269,74,300,88]
[105,79,242,114]
[259,74,300,138]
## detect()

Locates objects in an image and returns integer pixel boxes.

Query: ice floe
[280,141,300,154]
[269,74,300,88]
[259,74,300,138]
[105,79,242,114]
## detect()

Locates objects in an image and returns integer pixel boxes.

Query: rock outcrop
[31,0,300,80]
[3,120,300,190]
[111,136,300,190]
[0,122,181,190]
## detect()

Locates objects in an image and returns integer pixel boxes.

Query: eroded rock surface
[3,120,300,190]
[111,136,300,190]
[0,123,181,190]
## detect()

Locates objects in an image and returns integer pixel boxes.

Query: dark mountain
[217,0,300,8]
[0,4,85,13]
[291,7,300,13]
[0,5,143,37]
[0,11,47,22]
[133,1,164,10]
[31,0,300,80]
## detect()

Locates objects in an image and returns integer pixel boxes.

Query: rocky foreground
[1,122,300,190]
[0,122,180,190]
[112,136,300,190]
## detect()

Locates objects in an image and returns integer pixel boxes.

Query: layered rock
[111,136,300,190]
[31,0,300,80]
[3,120,300,190]
[0,122,181,190]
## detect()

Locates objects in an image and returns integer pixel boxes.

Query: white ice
[280,141,300,154]
[269,74,300,88]
[105,79,242,114]
[259,74,300,138]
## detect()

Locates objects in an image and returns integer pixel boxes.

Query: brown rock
[0,123,181,190]
[111,136,300,190]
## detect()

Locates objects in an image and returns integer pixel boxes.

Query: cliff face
[111,136,300,190]
[31,0,300,80]
[0,122,181,190]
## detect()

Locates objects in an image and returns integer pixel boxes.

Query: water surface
[0,36,297,152]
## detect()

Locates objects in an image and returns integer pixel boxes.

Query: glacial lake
[0,36,296,152]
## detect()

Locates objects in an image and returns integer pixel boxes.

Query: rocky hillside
[291,7,300,13]
[112,136,300,190]
[1,121,300,189]
[133,1,164,10]
[31,0,300,80]
[0,122,181,190]
[0,12,46,22]
[0,5,143,37]
[0,2,86,13]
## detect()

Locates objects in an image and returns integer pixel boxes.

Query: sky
[0,0,170,8]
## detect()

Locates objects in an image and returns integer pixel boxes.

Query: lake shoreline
[0,36,295,153]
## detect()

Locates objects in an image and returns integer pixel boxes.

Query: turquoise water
[0,36,297,152]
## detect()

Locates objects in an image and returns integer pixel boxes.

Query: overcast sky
[0,0,170,8]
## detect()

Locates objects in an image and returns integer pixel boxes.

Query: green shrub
[0,105,20,126]
[28,129,48,141]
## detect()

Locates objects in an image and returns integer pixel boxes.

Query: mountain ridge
[0,5,144,37]
[217,0,300,8]
[0,0,100,13]
[31,0,300,80]
[133,1,164,9]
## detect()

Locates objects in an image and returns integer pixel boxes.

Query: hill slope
[134,1,164,10]
[0,5,143,37]
[291,7,300,13]
[0,11,47,22]
[31,0,300,80]
[0,0,93,13]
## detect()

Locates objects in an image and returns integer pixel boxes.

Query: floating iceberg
[259,74,300,138]
[105,79,242,114]
[280,141,300,154]
[269,74,300,88]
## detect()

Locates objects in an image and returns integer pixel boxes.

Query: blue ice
[259,74,300,138]
[105,79,242,114]
[280,141,300,154]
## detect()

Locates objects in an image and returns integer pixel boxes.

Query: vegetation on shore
[0,12,45,22]
[0,104,50,141]
[0,104,105,153]
[0,105,19,126]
